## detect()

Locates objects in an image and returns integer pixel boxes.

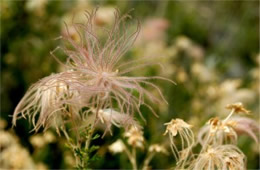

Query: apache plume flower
[164,119,194,168]
[188,145,246,170]
[13,8,172,133]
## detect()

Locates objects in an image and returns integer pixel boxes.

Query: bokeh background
[1,0,259,169]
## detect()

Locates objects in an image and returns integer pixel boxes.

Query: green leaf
[92,133,100,140]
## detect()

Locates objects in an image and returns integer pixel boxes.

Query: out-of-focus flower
[108,139,125,153]
[176,68,188,83]
[95,7,116,25]
[30,135,46,148]
[0,119,7,129]
[215,80,255,117]
[188,145,246,170]
[175,35,204,60]
[0,145,35,169]
[175,36,192,50]
[25,0,47,16]
[43,131,56,143]
[186,45,204,60]
[219,80,242,94]
[226,102,251,114]
[191,62,216,82]
[0,130,17,149]
[124,126,144,148]
[0,129,40,169]
[30,131,56,148]
[96,108,141,134]
[148,144,168,155]
[138,18,169,43]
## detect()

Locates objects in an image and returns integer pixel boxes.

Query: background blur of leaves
[1,0,259,169]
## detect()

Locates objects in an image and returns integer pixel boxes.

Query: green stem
[142,153,155,170]
[132,147,137,170]
[124,145,137,170]
[223,109,235,123]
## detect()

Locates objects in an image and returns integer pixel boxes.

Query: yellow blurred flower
[148,144,168,155]
[124,126,144,148]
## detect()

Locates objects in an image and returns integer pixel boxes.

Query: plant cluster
[2,2,259,169]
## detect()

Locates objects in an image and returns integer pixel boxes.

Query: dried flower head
[188,145,246,170]
[226,102,250,114]
[164,119,194,168]
[209,117,237,136]
[198,103,253,148]
[164,118,192,136]
[198,117,237,147]
[124,126,144,148]
[108,139,125,154]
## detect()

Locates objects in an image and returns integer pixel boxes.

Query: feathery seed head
[12,72,81,132]
[56,8,171,120]
[13,8,171,135]
[189,145,246,170]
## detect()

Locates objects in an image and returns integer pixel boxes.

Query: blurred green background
[1,0,259,169]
